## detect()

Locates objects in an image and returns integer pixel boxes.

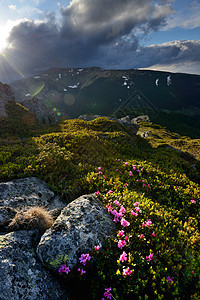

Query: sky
[0,0,200,83]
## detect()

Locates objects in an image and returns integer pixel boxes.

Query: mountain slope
[0,117,200,299]
[10,67,200,137]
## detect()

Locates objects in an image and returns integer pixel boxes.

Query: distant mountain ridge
[10,67,200,137]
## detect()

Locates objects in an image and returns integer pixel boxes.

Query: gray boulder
[0,230,69,299]
[37,194,116,271]
[0,177,65,210]
[0,206,17,229]
[0,177,66,231]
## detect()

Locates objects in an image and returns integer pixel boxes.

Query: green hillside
[0,101,36,138]
[11,68,200,138]
[0,117,199,299]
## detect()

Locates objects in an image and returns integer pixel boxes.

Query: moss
[49,254,69,269]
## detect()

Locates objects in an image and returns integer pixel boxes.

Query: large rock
[0,230,69,299]
[37,194,116,271]
[0,177,66,231]
[0,177,65,210]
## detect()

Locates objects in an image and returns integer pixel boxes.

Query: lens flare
[64,94,75,106]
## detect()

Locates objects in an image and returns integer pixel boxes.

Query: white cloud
[8,4,17,11]
[164,1,200,30]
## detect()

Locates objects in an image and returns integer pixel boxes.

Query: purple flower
[104,287,112,299]
[58,264,70,274]
[79,253,91,266]
[166,276,173,284]
[77,268,86,276]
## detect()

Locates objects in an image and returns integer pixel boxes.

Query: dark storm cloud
[0,0,199,82]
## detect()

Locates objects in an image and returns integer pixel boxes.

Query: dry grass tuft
[9,206,54,233]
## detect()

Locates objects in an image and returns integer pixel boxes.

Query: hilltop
[10,67,200,138]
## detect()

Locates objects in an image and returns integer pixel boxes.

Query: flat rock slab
[37,194,116,271]
[0,230,69,300]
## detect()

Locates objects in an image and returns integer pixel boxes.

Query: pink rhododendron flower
[125,236,128,241]
[142,219,152,227]
[129,171,133,176]
[58,264,70,274]
[116,169,118,171]
[146,253,154,261]
[152,232,155,237]
[131,210,138,216]
[108,190,113,194]
[133,202,139,206]
[119,206,126,214]
[79,253,91,266]
[94,245,101,251]
[99,171,102,174]
[119,251,127,262]
[106,205,112,213]
[140,234,145,239]
[95,190,100,196]
[104,287,112,299]
[118,159,121,162]
[113,200,121,206]
[118,239,126,249]
[103,175,106,179]
[98,167,101,170]
[123,267,132,276]
[142,222,146,228]
[125,162,128,165]
[146,219,152,226]
[136,179,139,182]
[121,218,130,227]
[77,268,86,276]
[118,230,125,237]
[135,206,140,212]
[191,199,195,203]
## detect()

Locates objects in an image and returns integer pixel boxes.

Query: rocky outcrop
[0,230,69,300]
[78,114,139,135]
[0,82,15,118]
[132,115,150,124]
[21,97,65,124]
[37,194,116,271]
